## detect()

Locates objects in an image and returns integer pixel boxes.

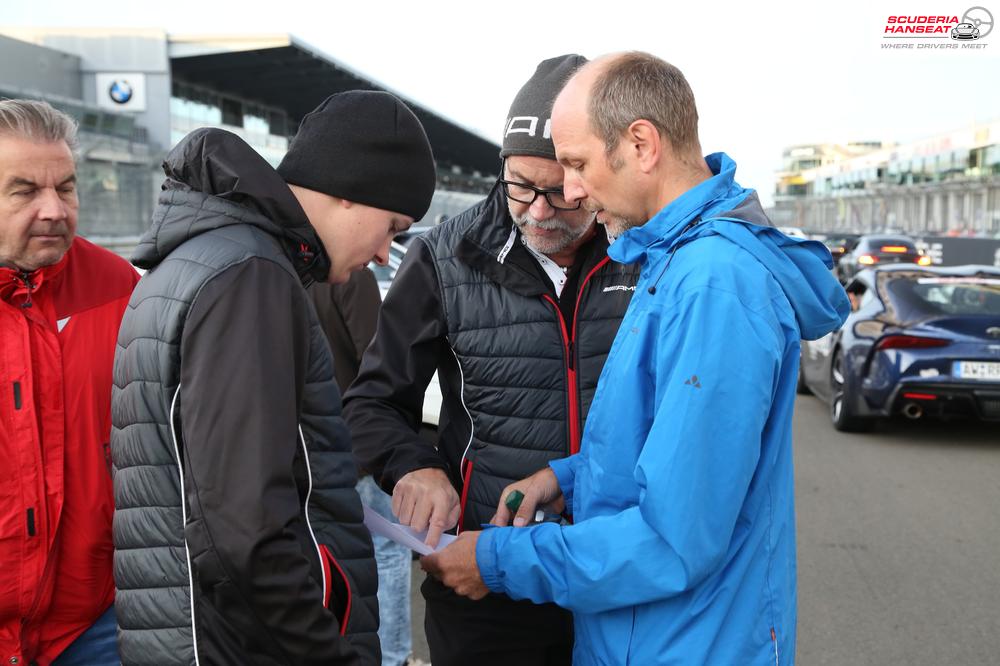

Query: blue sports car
[799,264,1000,431]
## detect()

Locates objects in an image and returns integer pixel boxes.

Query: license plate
[955,361,1000,381]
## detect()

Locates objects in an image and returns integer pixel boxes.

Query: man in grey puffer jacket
[111,91,435,665]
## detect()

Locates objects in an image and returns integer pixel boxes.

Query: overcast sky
[3,0,999,207]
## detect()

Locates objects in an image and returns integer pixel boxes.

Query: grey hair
[0,98,79,154]
[588,52,700,162]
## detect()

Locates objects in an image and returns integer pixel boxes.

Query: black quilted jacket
[344,183,641,530]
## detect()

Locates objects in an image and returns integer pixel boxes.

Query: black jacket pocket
[319,544,352,634]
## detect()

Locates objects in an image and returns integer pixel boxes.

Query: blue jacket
[476,153,849,665]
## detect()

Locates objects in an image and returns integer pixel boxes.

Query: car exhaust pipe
[902,402,923,420]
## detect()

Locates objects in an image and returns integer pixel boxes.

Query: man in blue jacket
[422,51,850,664]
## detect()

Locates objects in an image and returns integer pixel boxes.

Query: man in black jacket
[111,91,435,666]
[343,56,640,665]
[309,269,382,394]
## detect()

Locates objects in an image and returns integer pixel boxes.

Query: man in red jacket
[0,99,138,666]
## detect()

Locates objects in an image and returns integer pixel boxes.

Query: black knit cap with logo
[500,54,588,160]
[277,90,436,221]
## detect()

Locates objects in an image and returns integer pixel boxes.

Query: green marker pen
[504,489,525,514]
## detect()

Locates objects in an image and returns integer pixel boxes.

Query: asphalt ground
[405,394,999,664]
[793,392,999,664]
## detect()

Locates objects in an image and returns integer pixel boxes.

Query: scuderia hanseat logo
[882,6,993,48]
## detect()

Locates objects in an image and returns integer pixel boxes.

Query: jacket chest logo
[684,375,702,389]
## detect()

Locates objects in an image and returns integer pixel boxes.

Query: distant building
[0,28,496,245]
[772,121,1000,236]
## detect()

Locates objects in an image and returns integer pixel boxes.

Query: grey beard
[512,212,594,255]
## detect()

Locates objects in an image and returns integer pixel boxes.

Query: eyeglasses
[499,177,581,211]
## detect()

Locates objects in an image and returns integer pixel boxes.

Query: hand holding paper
[363,503,456,556]
[420,531,488,600]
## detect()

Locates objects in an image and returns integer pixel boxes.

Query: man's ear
[626,119,662,174]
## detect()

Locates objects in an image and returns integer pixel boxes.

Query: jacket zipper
[456,459,474,534]
[542,256,611,456]
[15,265,48,630]
[543,295,579,454]
[16,270,35,308]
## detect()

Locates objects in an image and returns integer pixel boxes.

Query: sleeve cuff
[475,528,506,593]
[548,457,575,515]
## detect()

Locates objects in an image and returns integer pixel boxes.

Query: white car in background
[778,226,808,240]
[371,240,410,298]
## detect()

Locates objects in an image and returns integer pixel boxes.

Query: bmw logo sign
[108,80,133,105]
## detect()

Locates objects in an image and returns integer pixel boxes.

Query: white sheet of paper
[362,503,456,556]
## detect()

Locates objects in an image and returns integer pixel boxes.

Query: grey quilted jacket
[111,128,378,665]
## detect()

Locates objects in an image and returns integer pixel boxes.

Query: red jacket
[1,237,138,665]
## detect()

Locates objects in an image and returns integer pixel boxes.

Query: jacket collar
[608,152,753,266]
[1,242,71,306]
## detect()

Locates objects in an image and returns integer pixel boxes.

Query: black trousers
[421,574,573,666]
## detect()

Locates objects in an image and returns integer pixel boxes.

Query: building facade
[772,121,1000,237]
[0,28,498,245]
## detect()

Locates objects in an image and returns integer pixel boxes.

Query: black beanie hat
[500,54,588,160]
[277,91,436,221]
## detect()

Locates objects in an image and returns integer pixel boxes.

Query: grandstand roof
[168,34,501,177]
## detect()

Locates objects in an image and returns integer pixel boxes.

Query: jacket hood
[610,153,849,340]
[692,206,850,340]
[132,128,330,282]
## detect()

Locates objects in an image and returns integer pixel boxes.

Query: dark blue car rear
[800,265,1000,430]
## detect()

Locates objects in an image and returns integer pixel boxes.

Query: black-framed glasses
[499,167,581,211]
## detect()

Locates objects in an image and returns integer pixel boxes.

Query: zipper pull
[567,340,576,371]
[17,270,34,309]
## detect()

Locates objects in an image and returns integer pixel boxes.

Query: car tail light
[880,246,910,253]
[858,254,878,265]
[917,255,932,266]
[875,335,950,350]
[902,392,937,400]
